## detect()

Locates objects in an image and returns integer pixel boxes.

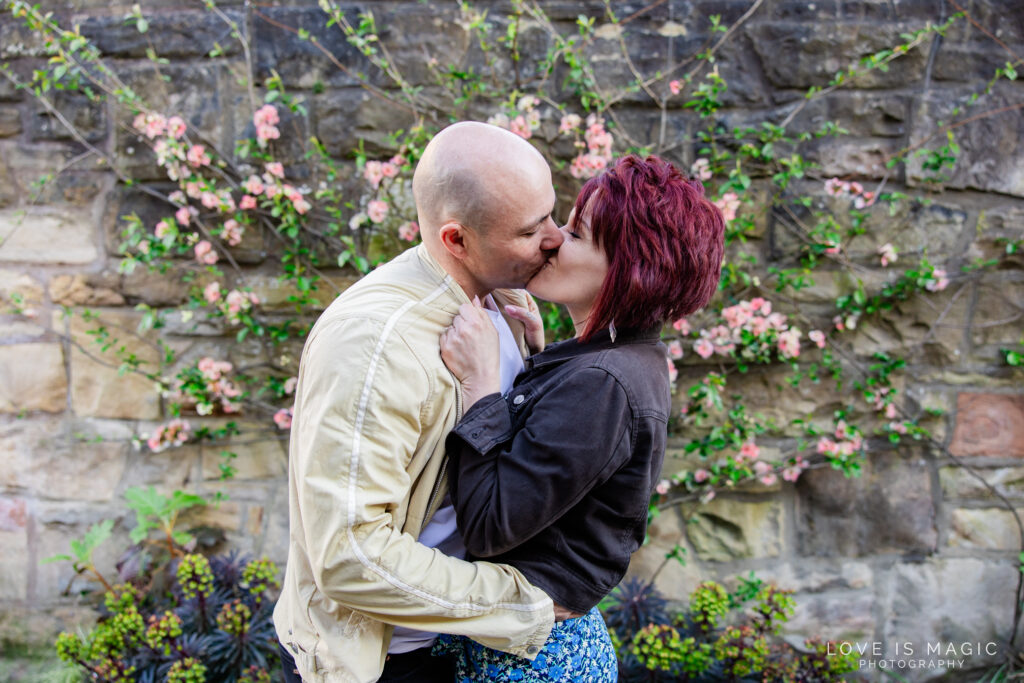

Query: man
[274,122,566,683]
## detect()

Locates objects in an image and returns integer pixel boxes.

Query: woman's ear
[438,221,471,260]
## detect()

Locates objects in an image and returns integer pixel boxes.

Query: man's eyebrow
[517,207,554,233]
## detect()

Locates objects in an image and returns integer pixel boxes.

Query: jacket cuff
[453,393,512,453]
[509,611,555,660]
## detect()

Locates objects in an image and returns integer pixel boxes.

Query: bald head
[413,121,551,239]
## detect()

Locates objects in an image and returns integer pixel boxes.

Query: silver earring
[609,320,617,343]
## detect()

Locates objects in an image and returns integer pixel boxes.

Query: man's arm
[290,315,553,656]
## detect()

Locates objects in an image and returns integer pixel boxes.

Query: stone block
[0,419,126,502]
[949,507,1022,550]
[940,465,1024,500]
[969,205,1024,269]
[258,484,290,566]
[0,525,28,600]
[60,308,163,420]
[28,91,106,144]
[755,559,874,594]
[0,344,67,414]
[179,500,244,533]
[908,88,1024,198]
[79,10,243,59]
[0,269,45,310]
[883,558,1014,671]
[686,496,786,562]
[34,506,132,600]
[811,137,904,180]
[120,265,190,307]
[749,21,928,90]
[254,7,377,90]
[0,106,22,138]
[969,278,1024,348]
[313,88,415,160]
[851,284,969,365]
[48,273,125,306]
[0,142,110,206]
[724,364,844,436]
[797,451,936,556]
[0,207,99,265]
[200,432,286,481]
[246,269,355,312]
[949,393,1024,458]
[785,590,876,643]
[117,444,198,494]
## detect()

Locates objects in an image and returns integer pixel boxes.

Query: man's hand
[553,603,584,622]
[504,294,545,355]
[441,297,502,408]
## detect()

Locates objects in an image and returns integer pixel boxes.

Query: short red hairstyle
[575,154,725,341]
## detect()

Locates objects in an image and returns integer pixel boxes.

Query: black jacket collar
[524,326,663,371]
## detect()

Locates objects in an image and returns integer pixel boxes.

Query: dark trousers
[279,642,456,683]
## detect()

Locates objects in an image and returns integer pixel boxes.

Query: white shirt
[388,296,525,653]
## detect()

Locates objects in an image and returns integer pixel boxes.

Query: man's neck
[424,242,491,302]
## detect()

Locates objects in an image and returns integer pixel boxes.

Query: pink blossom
[389,154,407,167]
[700,489,716,503]
[175,206,192,226]
[367,199,389,224]
[749,297,768,313]
[854,191,876,209]
[694,469,710,483]
[398,221,420,241]
[669,79,681,95]
[381,162,399,178]
[486,113,510,129]
[655,479,670,495]
[672,317,691,335]
[690,158,712,181]
[926,268,949,292]
[824,177,845,197]
[186,144,211,167]
[667,340,684,359]
[848,181,864,196]
[222,219,243,246]
[169,190,186,204]
[239,194,257,210]
[510,115,531,139]
[201,191,220,209]
[833,315,845,332]
[777,329,802,359]
[666,356,678,383]
[274,408,293,430]
[364,160,384,188]
[194,240,218,265]
[714,192,740,222]
[526,110,541,130]
[782,466,802,482]
[283,376,298,394]
[809,329,826,348]
[185,181,203,199]
[263,182,280,199]
[559,114,581,134]
[265,162,285,179]
[753,461,772,475]
[517,94,539,112]
[155,220,172,239]
[878,243,898,267]
[253,104,280,128]
[824,241,840,255]
[749,316,769,336]
[739,441,760,462]
[694,338,715,359]
[816,437,838,456]
[166,116,186,139]
[141,113,167,139]
[244,175,265,196]
[834,420,851,440]
[292,197,311,214]
[885,403,897,419]
[204,281,222,303]
[256,122,280,144]
[889,421,908,435]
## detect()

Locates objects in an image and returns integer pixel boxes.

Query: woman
[436,154,725,681]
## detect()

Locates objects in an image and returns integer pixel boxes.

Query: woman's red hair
[576,154,725,341]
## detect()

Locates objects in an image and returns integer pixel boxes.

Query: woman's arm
[445,367,632,558]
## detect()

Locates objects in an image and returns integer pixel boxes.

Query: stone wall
[1,1,1023,679]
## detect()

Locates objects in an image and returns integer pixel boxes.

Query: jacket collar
[525,325,663,371]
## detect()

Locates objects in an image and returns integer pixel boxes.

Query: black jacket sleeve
[446,367,632,557]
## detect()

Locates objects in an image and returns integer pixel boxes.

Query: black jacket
[446,326,670,613]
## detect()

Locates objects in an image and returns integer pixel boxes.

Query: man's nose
[540,222,564,250]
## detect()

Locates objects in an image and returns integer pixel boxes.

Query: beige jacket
[273,245,555,683]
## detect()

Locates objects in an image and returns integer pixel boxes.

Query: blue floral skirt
[433,607,618,682]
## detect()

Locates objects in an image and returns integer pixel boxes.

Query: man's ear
[438,221,471,260]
